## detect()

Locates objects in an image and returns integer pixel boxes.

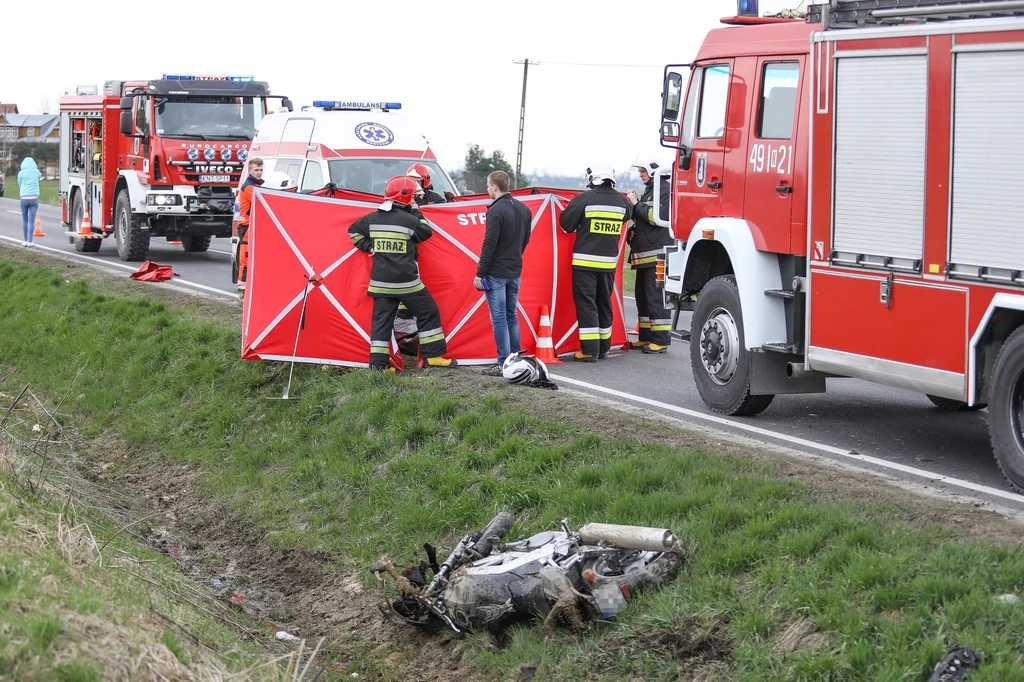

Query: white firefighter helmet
[630,158,661,177]
[586,166,616,188]
[502,352,540,385]
[262,170,296,191]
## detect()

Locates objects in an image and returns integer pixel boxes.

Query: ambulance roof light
[161,74,255,82]
[737,0,759,16]
[312,101,402,111]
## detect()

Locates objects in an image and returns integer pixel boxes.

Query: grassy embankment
[1,253,1023,681]
[2,178,60,207]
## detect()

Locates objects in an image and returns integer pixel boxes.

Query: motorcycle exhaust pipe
[578,523,678,552]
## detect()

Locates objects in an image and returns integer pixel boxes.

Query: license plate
[199,174,230,183]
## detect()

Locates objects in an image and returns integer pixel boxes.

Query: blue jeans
[21,198,39,242]
[483,276,521,365]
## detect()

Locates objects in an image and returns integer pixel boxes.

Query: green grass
[2,178,60,206]
[622,264,637,294]
[0,448,301,681]
[2,256,1024,680]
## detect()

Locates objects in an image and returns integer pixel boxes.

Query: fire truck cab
[230,100,459,284]
[58,75,291,261]
[657,0,1024,491]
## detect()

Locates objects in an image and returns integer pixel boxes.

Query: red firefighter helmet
[382,175,419,208]
[406,162,432,189]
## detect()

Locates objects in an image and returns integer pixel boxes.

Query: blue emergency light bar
[162,74,255,82]
[312,101,402,111]
[737,0,759,16]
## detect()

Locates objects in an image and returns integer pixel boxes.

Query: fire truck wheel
[180,235,212,252]
[114,190,150,262]
[989,325,1024,493]
[71,192,100,253]
[926,394,987,411]
[690,275,774,417]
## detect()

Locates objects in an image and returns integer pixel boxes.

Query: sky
[4,0,805,177]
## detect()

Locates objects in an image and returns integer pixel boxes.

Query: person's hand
[626,190,639,206]
[473,276,484,290]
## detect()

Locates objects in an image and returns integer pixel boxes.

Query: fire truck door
[743,58,802,248]
[674,61,732,235]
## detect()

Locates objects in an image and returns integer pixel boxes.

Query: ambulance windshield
[327,159,455,196]
[154,96,266,140]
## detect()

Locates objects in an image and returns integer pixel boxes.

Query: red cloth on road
[130,261,175,282]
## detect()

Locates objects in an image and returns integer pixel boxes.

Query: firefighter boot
[630,340,650,349]
[642,344,668,354]
[425,356,458,368]
[573,352,597,363]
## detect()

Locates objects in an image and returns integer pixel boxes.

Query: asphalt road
[3,196,1021,512]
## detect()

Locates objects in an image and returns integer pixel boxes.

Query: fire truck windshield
[327,159,455,196]
[154,96,265,140]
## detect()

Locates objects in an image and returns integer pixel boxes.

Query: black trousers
[572,269,614,356]
[634,266,671,346]
[370,290,446,368]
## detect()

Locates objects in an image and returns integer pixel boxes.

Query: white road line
[210,249,233,256]
[0,235,236,300]
[549,373,1024,504]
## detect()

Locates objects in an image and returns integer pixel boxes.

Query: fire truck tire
[988,326,1024,493]
[690,275,774,416]
[70,193,101,253]
[114,190,150,262]
[180,235,212,252]
[926,394,987,411]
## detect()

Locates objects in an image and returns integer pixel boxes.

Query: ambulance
[229,100,459,284]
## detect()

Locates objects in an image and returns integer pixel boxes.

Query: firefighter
[236,157,264,304]
[626,160,676,352]
[558,166,631,362]
[406,163,446,205]
[348,175,456,371]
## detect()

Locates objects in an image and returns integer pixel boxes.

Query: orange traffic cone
[534,305,563,365]
[32,215,45,238]
[628,321,639,336]
[78,207,92,237]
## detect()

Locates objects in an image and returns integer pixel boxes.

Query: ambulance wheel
[71,192,100,253]
[926,394,987,411]
[114,190,150,262]
[690,275,774,416]
[988,326,1024,493]
[180,235,212,252]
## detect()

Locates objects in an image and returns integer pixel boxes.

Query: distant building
[0,110,60,177]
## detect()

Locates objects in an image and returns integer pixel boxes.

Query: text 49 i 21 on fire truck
[655,0,1024,492]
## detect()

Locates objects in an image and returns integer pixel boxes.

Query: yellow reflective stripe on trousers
[599,327,612,340]
[572,259,616,270]
[579,326,600,341]
[368,283,425,295]
[651,318,673,332]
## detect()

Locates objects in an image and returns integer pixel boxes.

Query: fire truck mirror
[662,72,683,121]
[120,110,134,137]
[119,96,134,110]
[282,98,294,112]
[727,79,747,130]
[660,121,680,146]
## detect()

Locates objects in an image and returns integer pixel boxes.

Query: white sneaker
[20,241,27,247]
[26,242,34,248]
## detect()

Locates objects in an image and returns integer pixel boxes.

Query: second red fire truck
[656,0,1024,492]
[58,75,291,261]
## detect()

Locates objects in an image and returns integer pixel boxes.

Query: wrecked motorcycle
[369,512,685,634]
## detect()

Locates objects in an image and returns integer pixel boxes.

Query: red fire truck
[656,0,1024,491]
[58,75,291,261]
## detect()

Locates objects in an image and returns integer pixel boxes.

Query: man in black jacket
[349,175,456,371]
[626,160,676,352]
[475,170,532,376]
[559,166,631,362]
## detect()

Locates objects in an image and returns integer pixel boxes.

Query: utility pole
[513,59,538,190]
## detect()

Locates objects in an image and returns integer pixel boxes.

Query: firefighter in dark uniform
[406,163,447,205]
[348,175,456,371]
[626,160,675,352]
[395,163,447,329]
[559,166,631,362]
